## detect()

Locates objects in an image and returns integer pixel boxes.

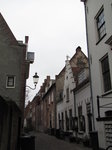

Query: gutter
[83,2,95,131]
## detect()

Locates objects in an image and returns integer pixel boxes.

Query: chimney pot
[25,36,29,44]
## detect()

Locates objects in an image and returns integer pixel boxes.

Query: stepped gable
[70,46,88,68]
[57,46,88,78]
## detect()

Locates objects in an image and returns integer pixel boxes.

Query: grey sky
[1,0,87,100]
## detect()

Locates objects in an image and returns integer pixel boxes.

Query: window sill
[102,89,112,97]
[6,86,15,89]
[96,33,107,45]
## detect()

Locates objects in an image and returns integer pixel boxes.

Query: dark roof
[0,13,18,45]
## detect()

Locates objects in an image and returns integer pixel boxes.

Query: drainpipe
[83,2,95,131]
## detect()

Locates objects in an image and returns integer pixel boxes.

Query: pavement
[31,132,93,150]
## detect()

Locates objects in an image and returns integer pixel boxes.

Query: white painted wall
[57,59,76,131]
[75,82,91,135]
[84,0,112,149]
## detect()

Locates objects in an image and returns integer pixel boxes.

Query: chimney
[47,76,50,80]
[76,46,81,53]
[80,0,86,2]
[25,36,29,44]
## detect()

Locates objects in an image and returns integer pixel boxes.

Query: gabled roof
[70,46,88,64]
[0,13,18,45]
[73,77,89,92]
[71,67,81,80]
[56,46,88,79]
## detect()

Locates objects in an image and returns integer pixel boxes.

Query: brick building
[0,13,33,150]
[42,80,56,133]
[56,47,89,137]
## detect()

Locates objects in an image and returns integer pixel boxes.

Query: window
[59,91,63,101]
[65,111,69,130]
[86,103,92,131]
[61,112,64,130]
[78,106,85,131]
[58,114,61,129]
[78,106,82,117]
[96,7,106,41]
[51,92,54,103]
[86,102,91,115]
[101,56,111,92]
[69,109,72,130]
[78,69,87,84]
[66,88,69,102]
[6,76,15,88]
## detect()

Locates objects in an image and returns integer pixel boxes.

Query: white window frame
[100,55,111,93]
[6,75,16,88]
[95,6,106,43]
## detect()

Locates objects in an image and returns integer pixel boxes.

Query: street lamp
[26,72,39,90]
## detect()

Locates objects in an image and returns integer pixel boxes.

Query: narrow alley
[35,132,92,150]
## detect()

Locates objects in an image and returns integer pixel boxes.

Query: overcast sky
[1,0,87,101]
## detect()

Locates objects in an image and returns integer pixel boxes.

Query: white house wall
[75,83,91,135]
[84,0,112,149]
[86,1,112,123]
[57,59,76,131]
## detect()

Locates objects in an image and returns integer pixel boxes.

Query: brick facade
[0,13,32,150]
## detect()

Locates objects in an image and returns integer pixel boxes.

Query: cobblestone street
[35,132,92,150]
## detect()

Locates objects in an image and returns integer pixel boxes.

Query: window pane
[69,109,72,130]
[61,112,64,129]
[8,78,14,86]
[7,76,15,87]
[78,106,82,116]
[103,72,111,92]
[66,88,69,102]
[101,57,109,73]
[96,8,106,40]
[101,56,111,92]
